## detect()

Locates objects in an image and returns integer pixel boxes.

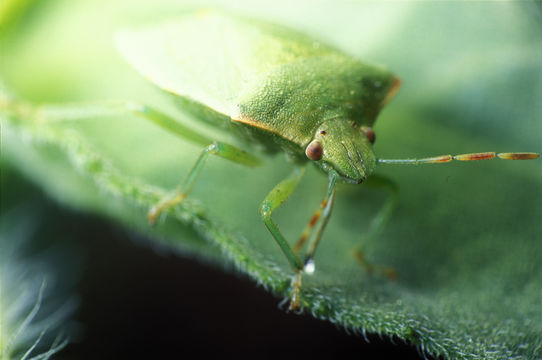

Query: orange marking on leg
[288,271,303,311]
[308,199,328,227]
[353,249,397,281]
[381,267,398,281]
[148,193,186,224]
[294,231,309,253]
[296,197,330,253]
[309,211,322,227]
[353,249,373,273]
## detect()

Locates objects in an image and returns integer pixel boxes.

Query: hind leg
[353,175,399,280]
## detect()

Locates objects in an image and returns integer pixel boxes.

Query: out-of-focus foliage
[0,167,79,360]
[1,1,541,359]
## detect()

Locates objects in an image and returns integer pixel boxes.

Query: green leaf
[1,1,542,359]
[0,170,79,360]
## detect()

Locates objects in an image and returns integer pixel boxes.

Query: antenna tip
[497,152,540,160]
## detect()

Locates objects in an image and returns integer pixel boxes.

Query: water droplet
[304,259,315,274]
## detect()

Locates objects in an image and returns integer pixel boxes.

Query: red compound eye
[361,126,375,144]
[305,140,323,161]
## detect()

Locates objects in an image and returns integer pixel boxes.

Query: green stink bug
[116,11,539,310]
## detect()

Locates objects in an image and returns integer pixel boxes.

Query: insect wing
[116,12,336,119]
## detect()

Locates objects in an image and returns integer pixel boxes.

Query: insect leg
[296,171,339,270]
[260,166,306,271]
[35,100,262,222]
[148,141,261,223]
[353,175,399,280]
[20,99,262,164]
[259,166,307,310]
[8,100,263,222]
[1,100,214,146]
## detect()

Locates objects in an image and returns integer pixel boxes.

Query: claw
[147,206,160,225]
[147,193,186,225]
[288,271,303,312]
[353,249,397,280]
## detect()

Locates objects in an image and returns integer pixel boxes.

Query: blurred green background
[1,1,541,359]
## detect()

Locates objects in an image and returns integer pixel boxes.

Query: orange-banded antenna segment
[497,152,540,160]
[377,152,539,165]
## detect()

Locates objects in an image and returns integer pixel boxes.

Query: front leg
[260,167,339,311]
[259,166,306,310]
[259,166,306,272]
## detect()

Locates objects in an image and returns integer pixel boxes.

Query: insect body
[116,12,539,310]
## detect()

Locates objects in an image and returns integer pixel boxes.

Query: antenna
[377,152,539,165]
